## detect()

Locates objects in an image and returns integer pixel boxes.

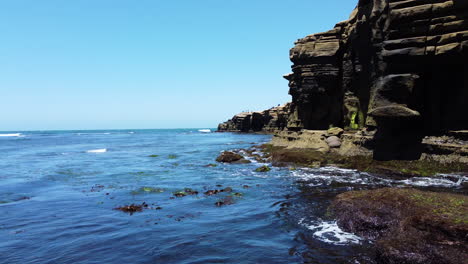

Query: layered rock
[285,0,468,160]
[220,0,468,161]
[217,103,292,132]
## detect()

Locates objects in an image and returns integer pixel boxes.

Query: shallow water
[0,129,466,264]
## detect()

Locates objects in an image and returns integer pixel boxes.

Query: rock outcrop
[331,188,468,264]
[217,103,292,132]
[285,0,468,160]
[219,0,468,161]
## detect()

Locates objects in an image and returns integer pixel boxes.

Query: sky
[0,0,357,131]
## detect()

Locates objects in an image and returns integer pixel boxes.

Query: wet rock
[148,154,159,158]
[254,165,271,172]
[184,188,199,195]
[223,187,233,192]
[204,163,218,167]
[242,185,250,189]
[215,196,235,207]
[173,191,187,197]
[90,184,105,192]
[131,187,165,195]
[204,189,222,196]
[114,202,148,215]
[215,151,251,164]
[173,188,198,197]
[331,188,468,264]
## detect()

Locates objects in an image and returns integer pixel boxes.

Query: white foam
[76,132,111,136]
[397,176,467,187]
[291,167,466,188]
[86,148,107,153]
[302,220,362,245]
[198,129,212,133]
[0,133,22,137]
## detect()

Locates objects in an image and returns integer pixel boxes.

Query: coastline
[215,131,467,264]
[215,0,468,262]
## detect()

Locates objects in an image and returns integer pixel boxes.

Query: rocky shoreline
[218,0,468,262]
[331,188,467,264]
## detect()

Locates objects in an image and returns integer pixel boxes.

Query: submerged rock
[215,196,235,207]
[173,188,199,197]
[330,188,468,264]
[114,202,148,215]
[215,151,251,164]
[131,187,165,195]
[254,165,271,172]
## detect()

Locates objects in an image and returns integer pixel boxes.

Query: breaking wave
[0,133,23,137]
[291,167,467,188]
[86,148,107,153]
[299,219,362,245]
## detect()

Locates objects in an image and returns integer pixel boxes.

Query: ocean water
[0,129,466,264]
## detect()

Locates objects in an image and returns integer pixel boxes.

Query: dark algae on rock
[330,188,468,264]
[216,151,251,164]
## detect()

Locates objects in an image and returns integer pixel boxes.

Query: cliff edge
[219,0,468,163]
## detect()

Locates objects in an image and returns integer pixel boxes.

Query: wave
[0,133,23,137]
[300,219,362,245]
[291,167,467,188]
[198,129,212,133]
[86,148,107,153]
[76,133,111,136]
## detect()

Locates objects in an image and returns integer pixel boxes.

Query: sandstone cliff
[217,103,292,133]
[219,0,468,161]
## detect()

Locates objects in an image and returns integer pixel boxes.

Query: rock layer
[219,0,468,161]
[286,0,468,159]
[217,103,291,132]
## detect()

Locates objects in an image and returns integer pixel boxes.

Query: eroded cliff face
[219,0,468,160]
[218,103,291,133]
[287,0,468,159]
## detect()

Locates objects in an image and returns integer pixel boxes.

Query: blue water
[1,129,465,264]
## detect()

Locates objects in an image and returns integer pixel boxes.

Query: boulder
[215,151,251,164]
[325,136,341,148]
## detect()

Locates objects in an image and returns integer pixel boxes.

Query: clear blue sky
[0,0,356,131]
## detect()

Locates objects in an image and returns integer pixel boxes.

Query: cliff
[217,103,292,133]
[219,0,468,162]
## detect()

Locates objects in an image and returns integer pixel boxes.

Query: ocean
[0,129,465,264]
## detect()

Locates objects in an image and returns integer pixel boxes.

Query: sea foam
[299,219,362,245]
[0,133,22,137]
[86,148,107,153]
[198,129,212,133]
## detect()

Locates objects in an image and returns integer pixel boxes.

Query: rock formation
[217,103,291,132]
[219,0,468,161]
